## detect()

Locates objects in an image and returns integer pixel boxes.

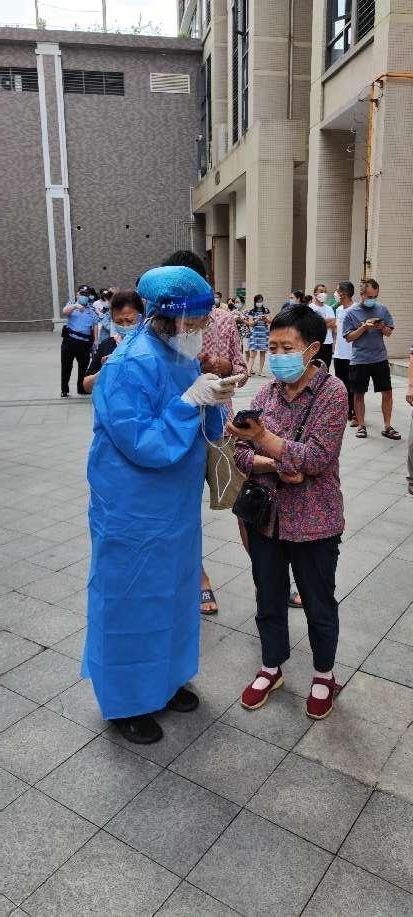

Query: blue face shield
[268,344,313,383]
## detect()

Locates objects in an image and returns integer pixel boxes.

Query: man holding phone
[342,278,400,440]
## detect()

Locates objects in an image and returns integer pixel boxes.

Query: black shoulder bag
[232,378,327,529]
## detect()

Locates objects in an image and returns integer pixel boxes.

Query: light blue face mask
[78,295,88,306]
[363,297,378,308]
[111,322,134,338]
[268,344,313,383]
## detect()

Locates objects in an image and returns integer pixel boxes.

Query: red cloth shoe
[241,668,284,710]
[306,675,342,720]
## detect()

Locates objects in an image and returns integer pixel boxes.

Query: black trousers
[319,343,333,370]
[334,357,355,419]
[247,527,341,672]
[61,338,92,395]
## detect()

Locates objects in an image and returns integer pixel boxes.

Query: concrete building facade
[0,28,203,330]
[307,0,413,356]
[178,0,312,307]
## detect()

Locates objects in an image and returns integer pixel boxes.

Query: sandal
[201,588,218,615]
[381,426,401,441]
[355,425,367,438]
[288,591,303,609]
[306,675,342,720]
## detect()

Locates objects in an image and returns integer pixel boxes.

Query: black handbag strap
[293,375,328,442]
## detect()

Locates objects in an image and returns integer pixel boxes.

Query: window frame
[325,0,375,70]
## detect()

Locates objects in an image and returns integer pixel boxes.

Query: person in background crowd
[310,284,336,369]
[61,285,98,398]
[343,278,400,440]
[407,344,413,495]
[247,294,271,376]
[88,288,98,306]
[303,294,313,306]
[83,265,238,745]
[98,290,116,343]
[229,305,348,720]
[214,291,222,308]
[93,288,113,319]
[83,291,144,394]
[281,290,305,311]
[333,282,356,425]
[162,250,248,616]
[227,298,236,310]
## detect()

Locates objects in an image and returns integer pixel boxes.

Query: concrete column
[228,192,246,296]
[306,128,354,292]
[367,79,413,355]
[246,158,294,308]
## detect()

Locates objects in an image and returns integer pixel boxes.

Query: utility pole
[35,0,40,28]
[102,0,107,31]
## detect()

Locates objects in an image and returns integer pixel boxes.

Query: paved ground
[0,333,413,916]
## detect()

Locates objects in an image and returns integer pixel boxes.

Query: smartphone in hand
[232,409,264,429]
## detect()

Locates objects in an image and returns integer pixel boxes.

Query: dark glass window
[233,0,248,144]
[241,0,249,134]
[0,67,38,92]
[63,70,124,96]
[232,1,239,144]
[326,1,375,68]
[199,56,211,176]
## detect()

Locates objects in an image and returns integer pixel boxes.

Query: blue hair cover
[137,265,214,318]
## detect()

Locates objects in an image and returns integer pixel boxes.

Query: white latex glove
[182,373,236,407]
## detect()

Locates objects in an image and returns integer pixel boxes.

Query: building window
[326,1,375,68]
[201,0,211,33]
[232,0,248,145]
[63,70,124,95]
[199,55,212,176]
[0,67,38,92]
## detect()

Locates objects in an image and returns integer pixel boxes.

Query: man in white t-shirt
[333,281,356,424]
[310,290,336,369]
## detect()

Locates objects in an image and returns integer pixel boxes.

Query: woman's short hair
[270,305,327,345]
[291,290,305,302]
[111,290,144,315]
[337,281,354,298]
[162,250,207,280]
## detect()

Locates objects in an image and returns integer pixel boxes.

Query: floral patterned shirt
[203,309,248,415]
[234,365,348,542]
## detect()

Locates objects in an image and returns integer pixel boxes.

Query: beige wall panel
[306,130,354,291]
[387,19,413,69]
[292,0,313,43]
[252,73,288,118]
[253,0,289,38]
[247,159,294,306]
[252,37,289,72]
[213,236,229,298]
[323,44,375,121]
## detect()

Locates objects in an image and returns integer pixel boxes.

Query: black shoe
[114,714,163,744]
[167,687,199,713]
[61,392,69,398]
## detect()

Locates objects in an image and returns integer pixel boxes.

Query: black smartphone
[232,409,263,429]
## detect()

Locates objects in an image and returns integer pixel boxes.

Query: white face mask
[316,292,328,304]
[169,329,203,360]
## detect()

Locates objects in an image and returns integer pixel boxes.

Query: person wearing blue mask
[82,265,239,745]
[83,290,144,394]
[227,305,348,721]
[61,285,99,397]
[342,278,400,440]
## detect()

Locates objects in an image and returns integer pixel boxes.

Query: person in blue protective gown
[82,266,238,744]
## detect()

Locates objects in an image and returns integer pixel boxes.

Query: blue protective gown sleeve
[204,405,229,442]
[92,352,202,468]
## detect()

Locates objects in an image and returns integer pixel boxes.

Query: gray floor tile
[46,678,106,733]
[0,788,96,904]
[394,533,413,563]
[23,831,179,916]
[0,686,37,732]
[389,606,413,646]
[0,592,84,646]
[170,722,284,805]
[0,707,94,782]
[188,809,332,915]
[217,570,256,601]
[0,896,15,917]
[341,791,413,894]
[378,728,413,805]
[17,571,80,603]
[157,882,236,916]
[0,535,55,566]
[207,541,251,570]
[31,521,86,544]
[0,632,41,675]
[221,688,311,751]
[56,589,87,614]
[0,767,28,810]
[0,563,48,590]
[37,736,159,826]
[302,857,413,916]
[50,627,86,660]
[361,638,413,688]
[337,672,413,734]
[194,631,261,713]
[200,560,243,590]
[211,587,255,628]
[296,715,400,785]
[107,769,239,877]
[30,537,90,574]
[200,620,232,658]
[1,649,81,704]
[248,753,371,852]
[202,534,227,557]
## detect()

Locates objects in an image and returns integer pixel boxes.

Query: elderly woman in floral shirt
[228,305,348,720]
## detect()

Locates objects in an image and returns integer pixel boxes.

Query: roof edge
[0,27,202,53]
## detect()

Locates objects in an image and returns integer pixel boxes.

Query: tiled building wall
[0,35,202,328]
